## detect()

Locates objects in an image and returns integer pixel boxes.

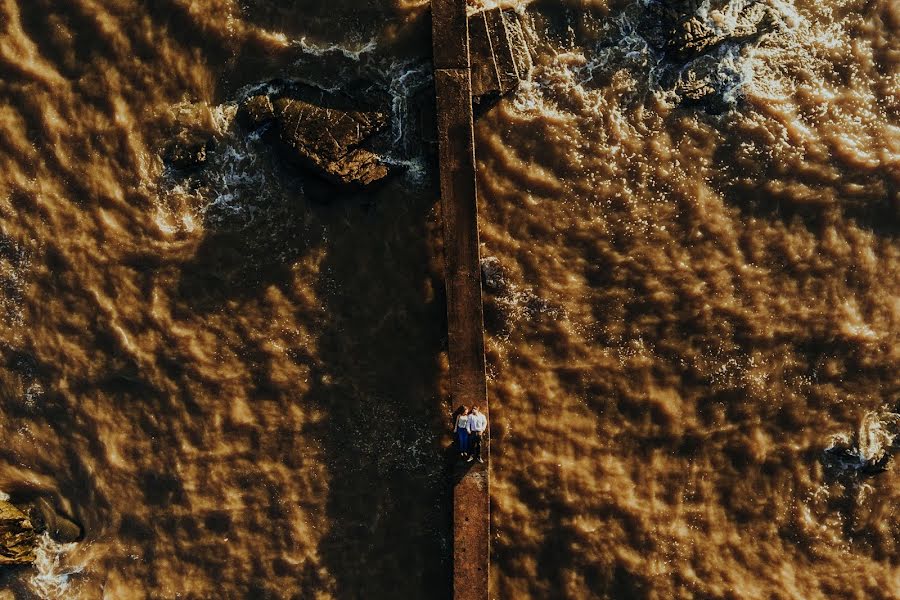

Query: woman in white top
[454,406,470,459]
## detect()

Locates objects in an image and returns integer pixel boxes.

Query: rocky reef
[638,0,778,106]
[157,82,395,192]
[0,500,36,566]
[0,496,82,567]
[239,93,390,187]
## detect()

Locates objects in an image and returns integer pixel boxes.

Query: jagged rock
[637,0,778,108]
[675,64,718,102]
[0,500,36,565]
[666,16,724,61]
[239,95,276,129]
[160,102,219,171]
[240,93,390,187]
[164,139,209,170]
[469,8,533,99]
[648,0,776,62]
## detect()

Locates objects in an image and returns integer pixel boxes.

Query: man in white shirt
[466,406,487,463]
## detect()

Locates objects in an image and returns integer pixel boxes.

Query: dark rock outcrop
[665,16,724,60]
[674,59,719,103]
[238,94,275,129]
[240,93,390,187]
[0,500,36,566]
[163,139,209,170]
[159,103,219,171]
[824,444,892,475]
[481,256,510,295]
[659,2,775,61]
[639,0,777,106]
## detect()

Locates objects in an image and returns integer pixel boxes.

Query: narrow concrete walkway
[431,2,490,599]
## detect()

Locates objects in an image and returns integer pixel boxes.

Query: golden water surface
[0,0,897,598]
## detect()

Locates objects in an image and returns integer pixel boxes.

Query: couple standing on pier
[453,405,486,463]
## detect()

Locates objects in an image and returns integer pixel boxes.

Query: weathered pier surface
[431,1,490,599]
[468,8,533,99]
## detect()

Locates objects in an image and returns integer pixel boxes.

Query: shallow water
[0,0,897,598]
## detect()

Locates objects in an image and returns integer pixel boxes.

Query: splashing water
[29,534,84,600]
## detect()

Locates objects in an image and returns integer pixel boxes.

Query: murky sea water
[0,0,897,598]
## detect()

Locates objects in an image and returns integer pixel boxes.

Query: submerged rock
[25,498,81,544]
[479,256,561,337]
[163,138,209,170]
[241,93,390,187]
[824,444,892,475]
[481,256,511,295]
[160,102,219,171]
[823,411,900,476]
[0,500,36,565]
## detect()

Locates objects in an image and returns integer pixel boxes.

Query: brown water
[0,0,897,598]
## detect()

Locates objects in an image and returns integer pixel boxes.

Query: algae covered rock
[0,500,36,565]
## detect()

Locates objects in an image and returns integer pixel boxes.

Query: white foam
[514,0,807,113]
[28,533,84,599]
[156,46,434,225]
[825,411,900,472]
[384,60,432,151]
[293,36,378,61]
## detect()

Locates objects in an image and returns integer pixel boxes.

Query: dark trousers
[469,431,483,460]
[456,429,469,455]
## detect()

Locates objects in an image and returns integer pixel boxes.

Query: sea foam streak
[29,533,84,599]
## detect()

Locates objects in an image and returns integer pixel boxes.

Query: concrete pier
[431,2,490,599]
